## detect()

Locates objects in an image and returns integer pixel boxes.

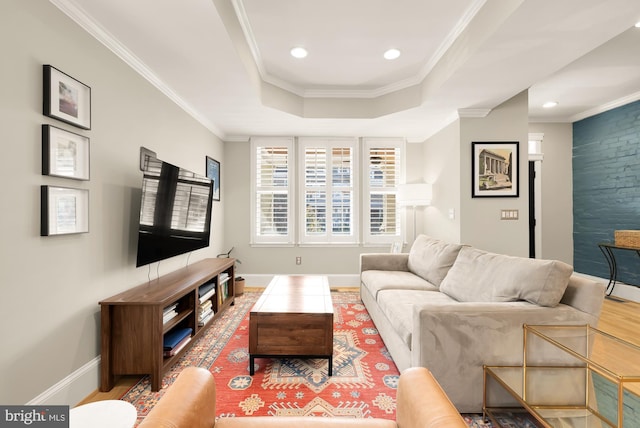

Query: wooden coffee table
[249,275,334,375]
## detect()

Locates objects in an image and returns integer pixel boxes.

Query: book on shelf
[163,335,191,357]
[198,282,216,304]
[199,288,216,304]
[198,310,214,326]
[163,303,178,314]
[163,327,192,350]
[220,272,230,283]
[199,306,213,320]
[163,309,178,324]
[198,300,213,315]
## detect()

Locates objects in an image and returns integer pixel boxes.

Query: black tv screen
[136,156,213,267]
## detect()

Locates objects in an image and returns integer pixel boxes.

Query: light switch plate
[501,209,519,220]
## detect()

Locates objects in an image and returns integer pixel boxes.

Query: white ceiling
[52,0,640,142]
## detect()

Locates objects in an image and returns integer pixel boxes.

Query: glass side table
[484,324,640,428]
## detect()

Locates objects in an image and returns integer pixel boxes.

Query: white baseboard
[240,274,360,288]
[608,282,640,302]
[27,356,100,406]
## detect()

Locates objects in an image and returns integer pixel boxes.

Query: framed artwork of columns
[471,141,519,198]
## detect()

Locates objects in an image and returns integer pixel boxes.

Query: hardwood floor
[76,293,640,406]
[596,296,640,346]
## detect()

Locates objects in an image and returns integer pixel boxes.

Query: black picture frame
[43,65,91,130]
[41,185,89,236]
[471,141,519,198]
[206,156,221,201]
[42,124,90,180]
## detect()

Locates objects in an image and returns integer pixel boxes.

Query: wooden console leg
[250,356,255,375]
[151,374,161,392]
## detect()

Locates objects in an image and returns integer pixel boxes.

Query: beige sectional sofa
[360,235,606,413]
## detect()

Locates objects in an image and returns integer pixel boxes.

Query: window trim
[362,138,406,245]
[250,137,405,247]
[250,137,295,245]
[298,137,359,245]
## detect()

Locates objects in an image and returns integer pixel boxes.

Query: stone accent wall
[573,100,640,286]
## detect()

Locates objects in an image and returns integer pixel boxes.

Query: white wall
[529,123,574,264]
[421,91,530,256]
[0,0,225,405]
[459,91,530,256]
[403,142,427,246]
[423,121,462,243]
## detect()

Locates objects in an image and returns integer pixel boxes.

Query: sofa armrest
[411,302,600,412]
[396,367,467,428]
[360,253,409,273]
[560,274,605,319]
[138,366,216,428]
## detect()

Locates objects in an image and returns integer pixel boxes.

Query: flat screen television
[136,156,214,267]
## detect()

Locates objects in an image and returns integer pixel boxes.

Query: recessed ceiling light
[290,47,308,59]
[543,101,558,108]
[383,48,401,60]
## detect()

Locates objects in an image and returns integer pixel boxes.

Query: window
[363,138,404,245]
[250,137,294,244]
[299,138,358,244]
[250,137,404,246]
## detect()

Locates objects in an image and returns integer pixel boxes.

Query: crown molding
[416,0,487,87]
[49,0,227,140]
[569,91,640,122]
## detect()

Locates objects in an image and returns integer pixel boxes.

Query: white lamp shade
[398,183,432,207]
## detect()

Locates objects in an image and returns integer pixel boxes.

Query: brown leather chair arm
[138,366,217,428]
[395,367,467,428]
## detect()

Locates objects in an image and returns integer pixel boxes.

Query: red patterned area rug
[120,291,540,428]
[213,292,398,419]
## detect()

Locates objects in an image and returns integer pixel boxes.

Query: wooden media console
[99,258,235,391]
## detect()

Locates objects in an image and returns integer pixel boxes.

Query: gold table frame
[484,324,640,427]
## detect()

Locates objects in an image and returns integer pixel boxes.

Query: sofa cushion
[439,246,573,307]
[376,289,458,350]
[361,270,438,300]
[407,235,463,287]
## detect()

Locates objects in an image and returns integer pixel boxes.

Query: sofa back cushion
[407,235,463,287]
[439,246,573,307]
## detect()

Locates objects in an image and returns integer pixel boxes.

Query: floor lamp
[398,183,432,243]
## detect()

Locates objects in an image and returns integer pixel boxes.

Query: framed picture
[471,141,519,198]
[206,156,221,201]
[41,186,89,236]
[43,65,91,130]
[42,125,90,180]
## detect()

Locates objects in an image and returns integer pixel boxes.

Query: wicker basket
[614,230,640,247]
